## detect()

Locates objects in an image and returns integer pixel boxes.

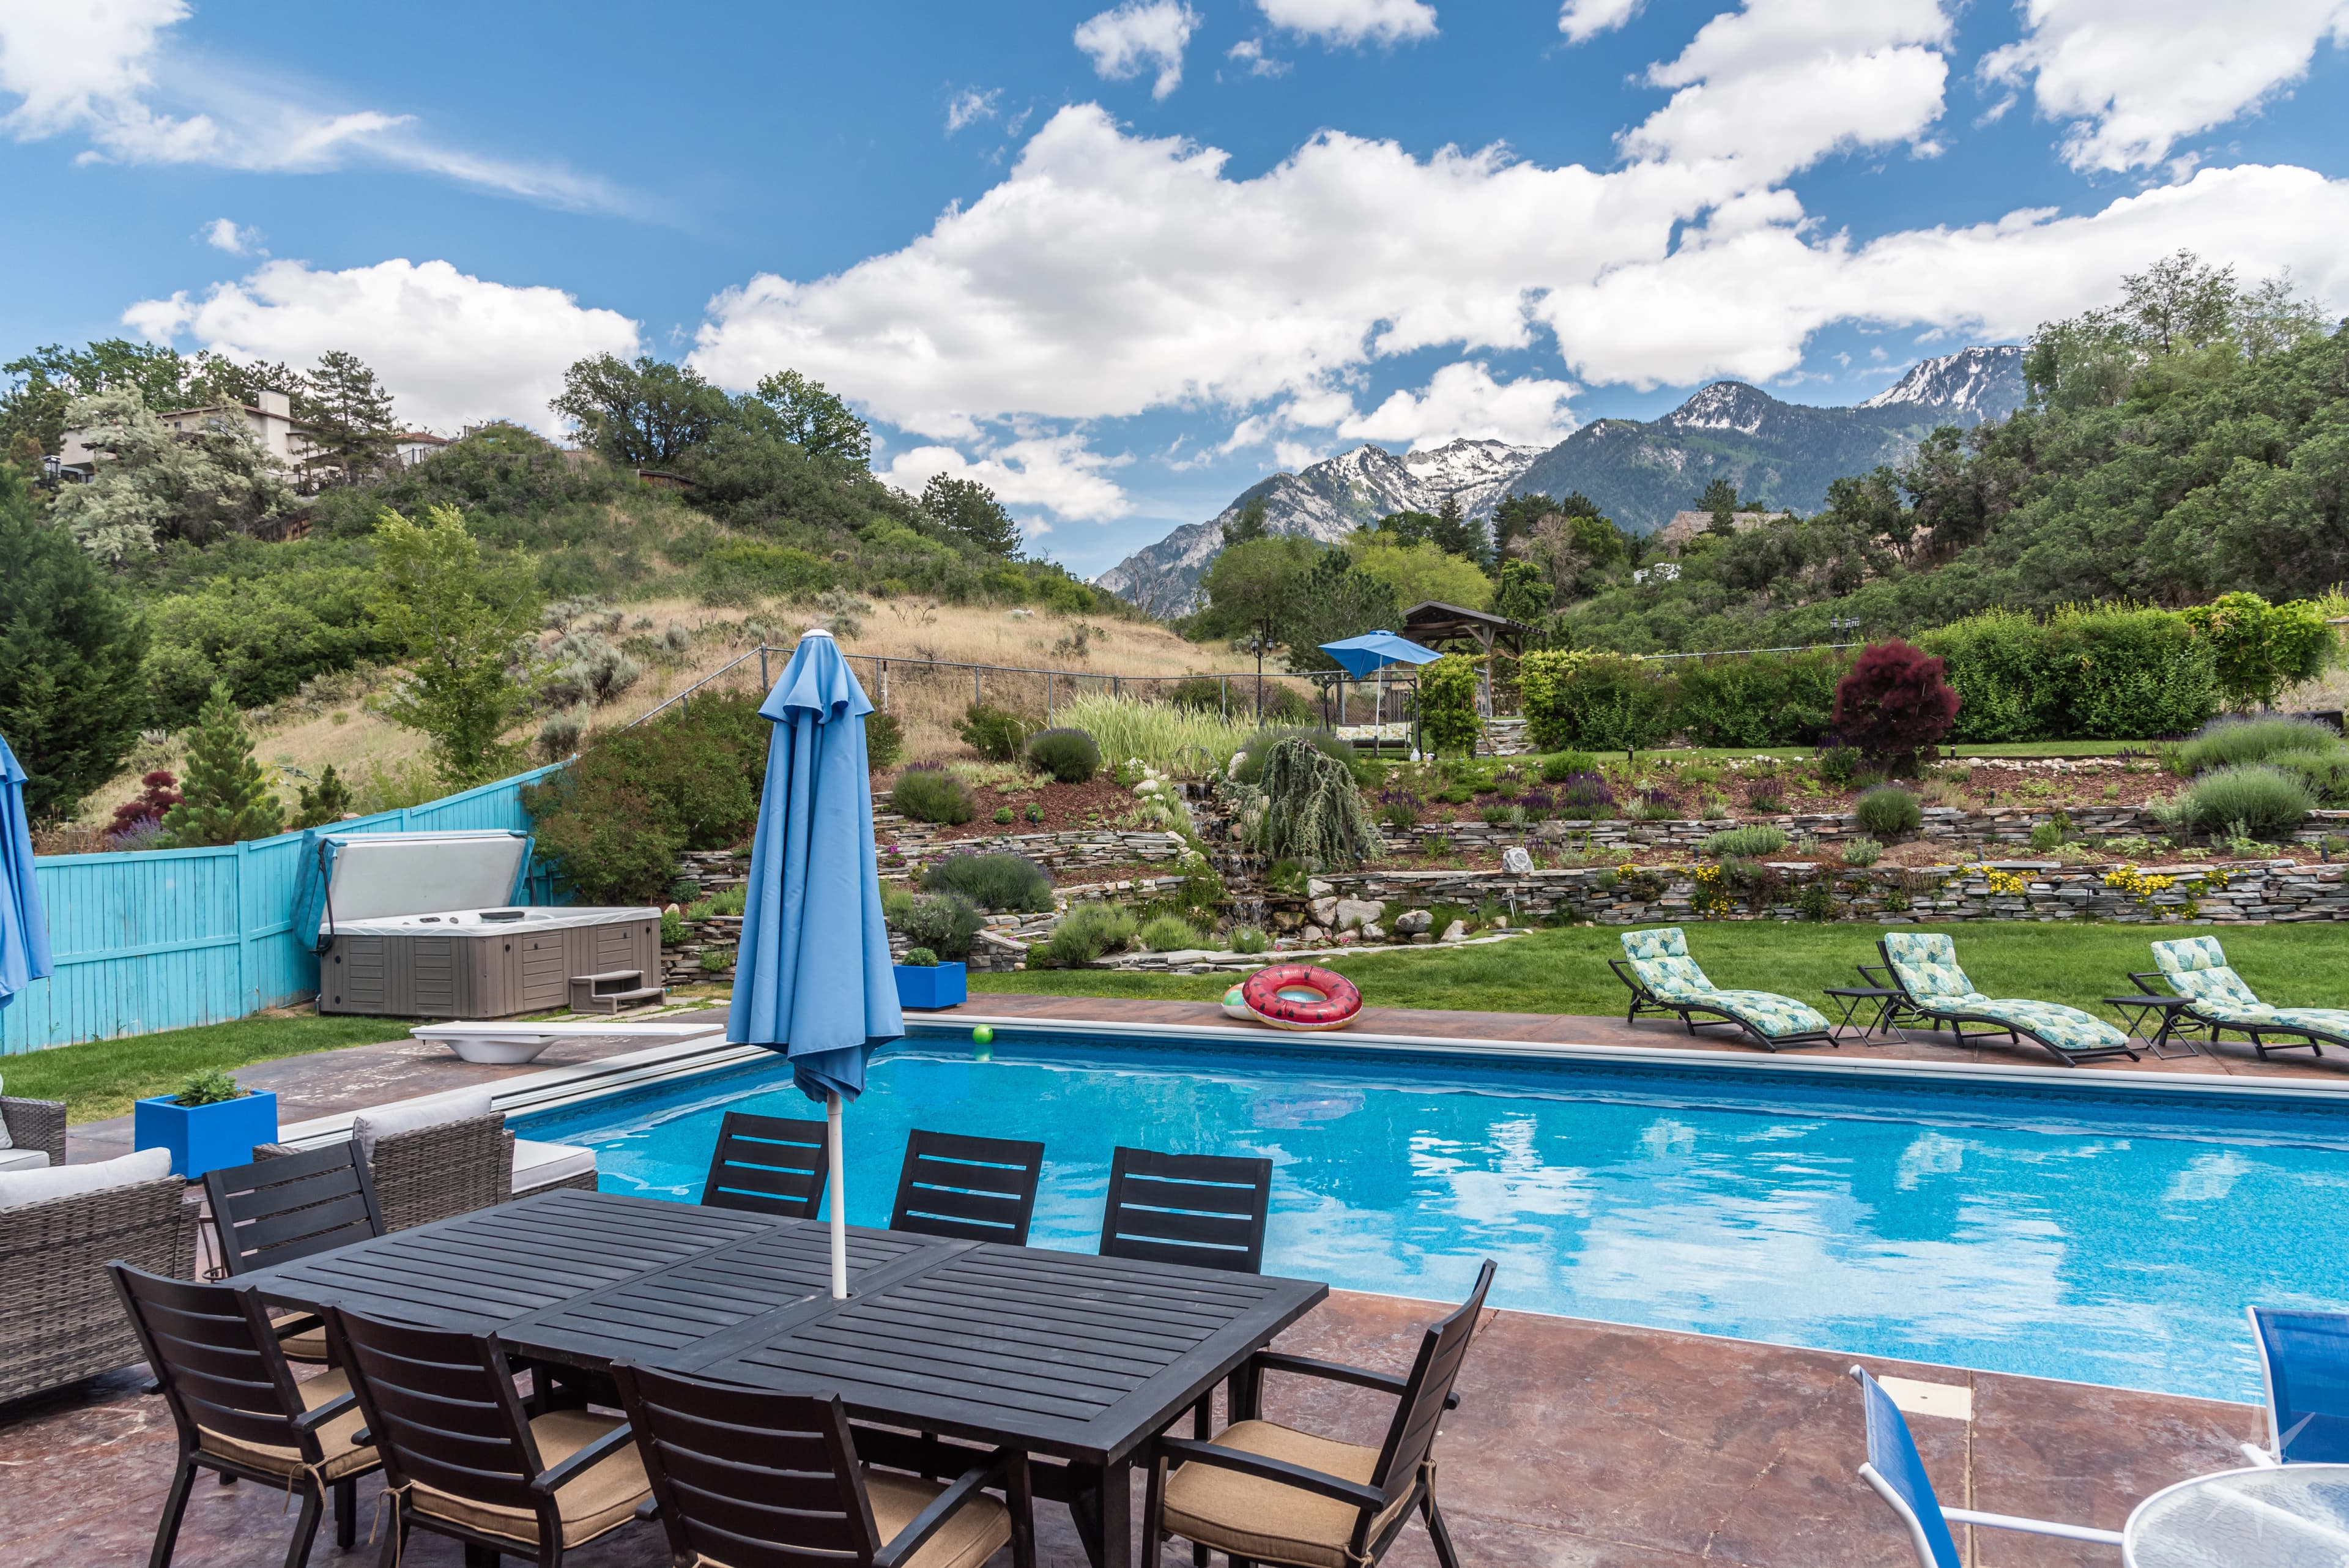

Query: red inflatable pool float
[1239,965,1362,1031]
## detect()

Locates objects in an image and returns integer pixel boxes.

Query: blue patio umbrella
[729,628,902,1297]
[0,732,54,1018]
[1315,629,1441,677]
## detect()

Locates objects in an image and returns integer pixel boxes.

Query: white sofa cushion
[512,1139,596,1192]
[349,1089,496,1161]
[0,1071,13,1148]
[0,1146,173,1209]
[0,1147,50,1173]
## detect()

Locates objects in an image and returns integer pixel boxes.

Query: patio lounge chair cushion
[1620,928,1831,1041]
[2154,937,2349,1035]
[0,1146,171,1209]
[512,1137,597,1193]
[349,1088,495,1160]
[410,1408,650,1549]
[0,1148,47,1172]
[1883,932,2126,1052]
[1163,1419,1411,1568]
[196,1366,375,1483]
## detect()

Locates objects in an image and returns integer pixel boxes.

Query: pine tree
[1220,495,1271,548]
[1698,477,1741,536]
[160,684,284,846]
[293,764,354,828]
[919,474,1022,556]
[296,350,401,485]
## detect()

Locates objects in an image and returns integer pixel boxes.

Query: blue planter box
[894,962,967,1010]
[134,1091,280,1180]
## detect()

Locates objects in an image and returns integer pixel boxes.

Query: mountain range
[1096,346,2025,613]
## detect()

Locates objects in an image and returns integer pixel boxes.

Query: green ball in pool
[971,1025,994,1045]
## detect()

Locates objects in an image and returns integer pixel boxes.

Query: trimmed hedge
[1918,606,2221,742]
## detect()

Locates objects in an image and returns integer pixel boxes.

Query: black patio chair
[888,1129,1047,1247]
[322,1302,653,1566]
[107,1263,380,1568]
[203,1140,384,1361]
[1099,1146,1273,1274]
[612,1359,1035,1568]
[700,1110,831,1219]
[1140,1258,1496,1568]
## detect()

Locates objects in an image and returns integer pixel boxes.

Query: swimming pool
[512,1028,2349,1403]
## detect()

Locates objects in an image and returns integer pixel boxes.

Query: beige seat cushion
[270,1313,328,1363]
[197,1368,376,1483]
[694,1468,1008,1568]
[412,1409,650,1548]
[1162,1420,1406,1568]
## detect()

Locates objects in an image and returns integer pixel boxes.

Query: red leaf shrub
[1832,642,1961,766]
[107,770,183,838]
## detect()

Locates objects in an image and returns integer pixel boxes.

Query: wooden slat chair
[612,1361,1035,1568]
[323,1304,653,1567]
[1099,1147,1273,1274]
[1141,1260,1496,1568]
[204,1141,384,1361]
[889,1129,1047,1247]
[701,1111,831,1219]
[106,1263,380,1568]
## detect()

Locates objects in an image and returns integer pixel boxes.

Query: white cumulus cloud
[1337,362,1579,449]
[1227,39,1291,77]
[1074,2,1200,100]
[0,0,625,210]
[1558,0,1644,44]
[201,217,259,255]
[1258,0,1438,46]
[123,258,642,433]
[946,87,1000,134]
[1981,0,2349,173]
[880,434,1134,526]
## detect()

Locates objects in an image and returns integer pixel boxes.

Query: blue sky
[3,0,2345,577]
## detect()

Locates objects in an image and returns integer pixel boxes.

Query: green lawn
[3,1014,406,1124]
[974,921,2349,1020]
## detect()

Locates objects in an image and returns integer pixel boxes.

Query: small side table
[1824,987,1906,1045]
[2104,994,2202,1059]
[2124,1463,2349,1567]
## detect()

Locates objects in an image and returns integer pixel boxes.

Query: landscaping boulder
[1302,924,1328,943]
[1310,896,1340,926]
[1502,846,1535,875]
[1441,919,1468,942]
[1393,909,1434,935]
[1308,878,1334,898]
[1360,923,1385,941]
[1332,897,1383,931]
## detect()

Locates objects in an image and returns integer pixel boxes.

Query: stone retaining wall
[875,819,1191,879]
[1379,806,2349,858]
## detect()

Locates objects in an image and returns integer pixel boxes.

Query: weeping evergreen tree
[1255,737,1379,872]
[160,684,284,846]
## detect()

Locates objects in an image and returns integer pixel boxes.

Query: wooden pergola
[1400,601,1535,716]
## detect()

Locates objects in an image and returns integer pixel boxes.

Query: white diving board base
[412,1017,730,1064]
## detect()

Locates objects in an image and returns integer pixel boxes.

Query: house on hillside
[53,389,316,480]
[1653,509,1779,555]
[393,430,452,467]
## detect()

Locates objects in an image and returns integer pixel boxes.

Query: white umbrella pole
[828,1091,847,1299]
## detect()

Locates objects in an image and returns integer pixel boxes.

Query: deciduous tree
[47,388,297,562]
[368,505,543,786]
[552,354,729,467]
[919,474,1022,556]
[751,369,871,469]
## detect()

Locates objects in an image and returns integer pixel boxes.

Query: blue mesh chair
[2244,1307,2349,1466]
[1850,1367,2121,1566]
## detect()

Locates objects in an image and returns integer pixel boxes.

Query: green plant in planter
[174,1068,245,1107]
[898,946,940,967]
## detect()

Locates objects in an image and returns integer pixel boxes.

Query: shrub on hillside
[1234,726,1357,785]
[1025,726,1101,783]
[1518,652,1675,754]
[888,764,977,824]
[1165,676,1228,712]
[1553,771,1616,819]
[1699,825,1787,859]
[1921,606,2221,742]
[865,711,904,770]
[2273,748,2349,804]
[1417,654,1484,756]
[1853,784,1924,839]
[1841,835,1884,867]
[897,892,984,959]
[922,851,1055,912]
[524,691,770,902]
[1674,650,1845,748]
[2176,764,2315,842]
[1255,736,1381,871]
[1832,642,1959,767]
[1036,902,1137,967]
[2176,715,2341,773]
[958,703,1033,762]
[1139,913,1207,952]
[1538,750,1600,782]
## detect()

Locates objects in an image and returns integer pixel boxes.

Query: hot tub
[302,830,661,1019]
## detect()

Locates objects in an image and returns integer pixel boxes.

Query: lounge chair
[109,1263,382,1568]
[1878,932,2137,1067]
[2241,1306,2349,1466]
[2139,935,2343,1060]
[1611,927,1836,1051]
[323,1302,655,1566]
[1140,1258,1494,1568]
[0,1091,65,1171]
[1850,1365,2121,1565]
[1100,1146,1273,1273]
[702,1109,831,1218]
[611,1360,1035,1568]
[889,1128,1046,1246]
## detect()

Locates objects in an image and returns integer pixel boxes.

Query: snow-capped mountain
[1095,437,1542,615]
[1858,346,2025,418]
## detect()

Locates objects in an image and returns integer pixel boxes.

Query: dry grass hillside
[69,594,1304,836]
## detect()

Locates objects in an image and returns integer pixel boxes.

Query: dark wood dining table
[230,1187,1329,1568]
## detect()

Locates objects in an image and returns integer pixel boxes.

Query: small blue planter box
[134,1091,280,1180]
[894,962,967,1010]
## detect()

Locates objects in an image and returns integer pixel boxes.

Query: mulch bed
[920,777,1141,838]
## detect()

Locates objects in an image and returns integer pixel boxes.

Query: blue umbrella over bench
[727,628,903,1297]
[0,732,53,1018]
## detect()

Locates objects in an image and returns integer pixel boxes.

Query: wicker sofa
[1,1156,196,1405]
[254,1109,597,1236]
[0,1094,67,1170]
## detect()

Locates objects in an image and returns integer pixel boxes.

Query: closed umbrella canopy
[1317,630,1441,678]
[728,630,902,1295]
[0,732,54,1016]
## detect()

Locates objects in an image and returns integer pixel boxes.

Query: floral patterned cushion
[1703,989,1833,1040]
[1620,929,1827,1038]
[2262,1008,2349,1041]
[1622,927,1690,962]
[2152,937,2263,1008]
[1954,997,2129,1052]
[1882,932,1977,1002]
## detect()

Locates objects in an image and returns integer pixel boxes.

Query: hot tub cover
[293,829,536,953]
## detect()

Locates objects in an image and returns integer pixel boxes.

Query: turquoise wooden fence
[2,764,566,1055]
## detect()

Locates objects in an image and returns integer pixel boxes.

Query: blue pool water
[513,1030,2349,1403]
